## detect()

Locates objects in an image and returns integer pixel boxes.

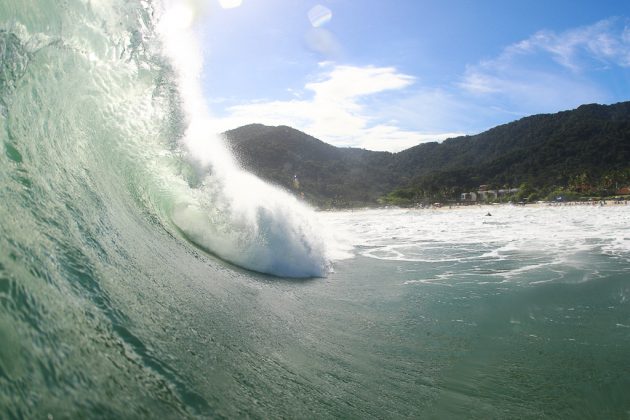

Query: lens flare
[308,5,332,28]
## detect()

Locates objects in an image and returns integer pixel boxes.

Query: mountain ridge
[223,101,630,206]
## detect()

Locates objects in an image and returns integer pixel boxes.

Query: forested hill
[225,124,398,205]
[223,101,630,206]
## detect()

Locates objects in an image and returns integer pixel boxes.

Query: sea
[1,0,630,418]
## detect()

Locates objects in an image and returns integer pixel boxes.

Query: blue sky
[193,0,630,151]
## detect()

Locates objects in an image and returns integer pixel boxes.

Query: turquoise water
[2,0,630,418]
[323,207,630,418]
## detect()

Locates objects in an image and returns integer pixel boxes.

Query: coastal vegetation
[224,101,630,207]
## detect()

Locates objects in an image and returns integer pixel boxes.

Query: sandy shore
[432,199,629,211]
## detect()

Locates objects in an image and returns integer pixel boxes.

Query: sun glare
[164,3,194,29]
[218,0,242,9]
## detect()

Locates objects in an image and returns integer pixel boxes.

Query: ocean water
[2,1,630,418]
[321,205,630,418]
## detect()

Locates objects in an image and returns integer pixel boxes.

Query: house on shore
[461,186,519,202]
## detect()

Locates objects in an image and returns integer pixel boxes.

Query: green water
[2,0,630,418]
[2,204,630,418]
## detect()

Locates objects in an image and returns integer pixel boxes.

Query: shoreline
[317,199,629,212]
[437,199,629,210]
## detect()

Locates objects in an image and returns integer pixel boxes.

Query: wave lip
[154,1,335,279]
[170,171,331,278]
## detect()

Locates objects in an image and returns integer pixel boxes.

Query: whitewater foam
[1,0,334,278]
[154,0,333,277]
[4,2,630,419]
[321,205,630,284]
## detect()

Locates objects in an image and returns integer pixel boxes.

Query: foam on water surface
[322,205,630,284]
[2,1,630,418]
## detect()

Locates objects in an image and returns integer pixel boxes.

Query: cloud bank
[213,64,461,152]
[210,18,629,152]
[460,18,630,112]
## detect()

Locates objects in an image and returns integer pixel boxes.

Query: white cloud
[490,18,630,71]
[463,67,604,107]
[355,125,461,152]
[459,18,629,112]
[210,19,629,152]
[306,65,415,100]
[211,64,458,152]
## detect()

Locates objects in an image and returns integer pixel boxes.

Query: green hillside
[225,124,397,206]
[223,102,630,207]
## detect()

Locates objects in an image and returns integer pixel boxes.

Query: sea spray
[2,2,630,418]
[0,0,332,279]
[4,142,630,419]
[156,0,332,277]
[1,0,333,415]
